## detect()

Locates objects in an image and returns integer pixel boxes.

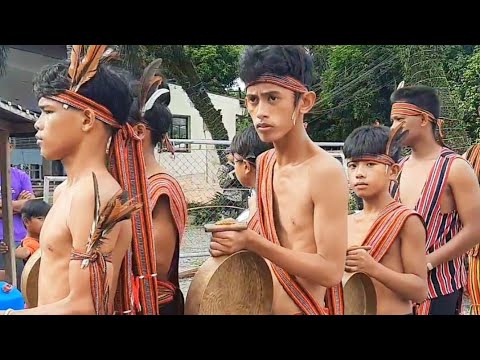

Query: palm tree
[0,45,9,77]
[118,45,230,164]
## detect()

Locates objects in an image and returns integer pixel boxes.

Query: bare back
[270,149,347,314]
[38,170,132,312]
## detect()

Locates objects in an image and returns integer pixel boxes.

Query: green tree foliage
[307,45,403,142]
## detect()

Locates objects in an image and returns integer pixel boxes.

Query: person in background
[0,137,35,284]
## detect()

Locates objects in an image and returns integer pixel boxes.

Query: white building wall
[156,84,245,203]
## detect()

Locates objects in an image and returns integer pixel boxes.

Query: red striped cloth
[148,173,187,312]
[391,148,467,314]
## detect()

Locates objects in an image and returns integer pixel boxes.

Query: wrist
[426,254,436,270]
[367,261,381,278]
[245,229,256,252]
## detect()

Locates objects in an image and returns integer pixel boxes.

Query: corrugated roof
[0,96,37,136]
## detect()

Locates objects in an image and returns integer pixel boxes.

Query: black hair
[21,199,51,221]
[343,125,403,163]
[230,125,273,163]
[239,45,313,103]
[127,80,172,146]
[33,60,133,125]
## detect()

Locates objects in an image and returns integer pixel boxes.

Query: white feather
[142,88,170,114]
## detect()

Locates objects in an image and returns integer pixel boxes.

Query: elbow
[470,225,480,246]
[320,264,344,288]
[412,283,428,304]
[67,296,96,315]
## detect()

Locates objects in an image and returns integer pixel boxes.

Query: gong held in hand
[185,219,273,315]
[342,271,377,315]
[21,249,42,308]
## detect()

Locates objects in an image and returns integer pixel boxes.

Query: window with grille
[160,115,191,153]
[13,164,43,181]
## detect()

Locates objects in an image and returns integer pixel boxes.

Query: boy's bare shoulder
[53,180,67,202]
[399,212,426,239]
[72,171,123,206]
[308,149,346,179]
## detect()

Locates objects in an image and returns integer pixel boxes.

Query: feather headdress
[136,58,175,155]
[68,45,114,92]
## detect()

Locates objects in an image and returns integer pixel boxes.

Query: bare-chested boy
[1,45,155,315]
[209,45,348,315]
[343,124,427,315]
[390,85,480,315]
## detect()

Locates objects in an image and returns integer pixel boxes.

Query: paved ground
[179,226,210,298]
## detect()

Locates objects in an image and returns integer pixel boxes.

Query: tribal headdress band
[349,121,406,167]
[246,74,309,126]
[348,154,396,167]
[246,74,308,93]
[50,90,120,128]
[47,45,120,128]
[391,102,445,145]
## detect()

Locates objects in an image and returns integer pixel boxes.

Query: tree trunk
[0,45,9,77]
[120,45,230,165]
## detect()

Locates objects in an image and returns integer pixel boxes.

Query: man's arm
[14,170,34,212]
[15,246,31,260]
[0,171,35,217]
[0,200,30,218]
[428,159,480,268]
[4,185,123,315]
[15,239,39,260]
[364,215,428,303]
[152,195,177,279]
[247,160,348,287]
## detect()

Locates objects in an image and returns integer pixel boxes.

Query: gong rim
[185,251,273,315]
[342,272,377,315]
[21,249,41,308]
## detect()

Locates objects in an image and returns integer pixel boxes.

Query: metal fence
[41,139,345,222]
[157,139,345,226]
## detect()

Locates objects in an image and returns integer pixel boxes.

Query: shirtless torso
[397,154,456,214]
[348,212,413,315]
[37,169,132,314]
[269,149,347,314]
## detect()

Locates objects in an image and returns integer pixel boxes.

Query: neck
[410,134,443,160]
[143,143,162,176]
[361,190,394,215]
[273,122,316,166]
[248,171,257,190]
[62,137,109,183]
[26,231,39,239]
